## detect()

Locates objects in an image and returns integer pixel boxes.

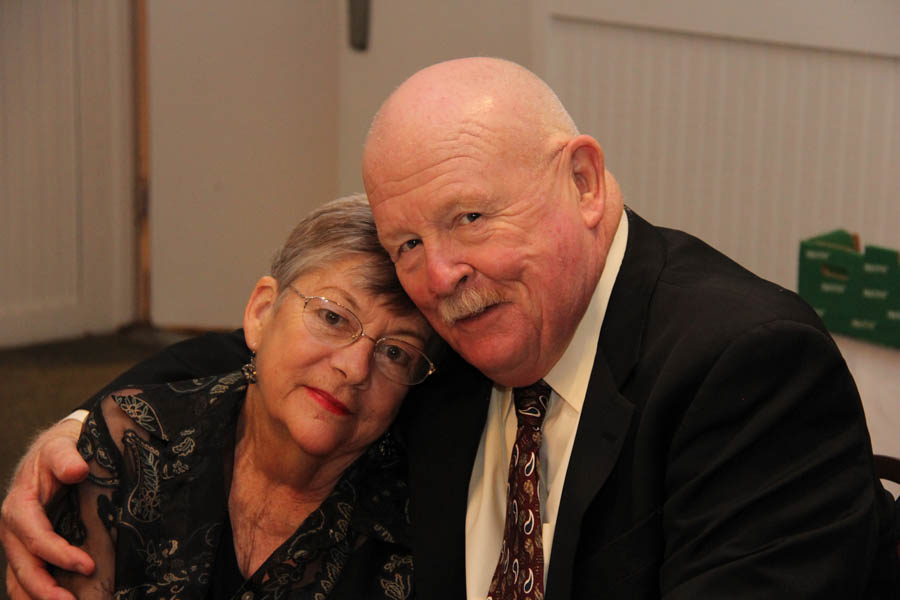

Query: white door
[0,0,135,348]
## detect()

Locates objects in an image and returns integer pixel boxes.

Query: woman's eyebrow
[316,286,362,312]
[385,327,427,343]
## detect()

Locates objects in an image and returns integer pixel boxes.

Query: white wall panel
[0,0,80,318]
[546,18,899,290]
[549,0,900,58]
[0,0,135,347]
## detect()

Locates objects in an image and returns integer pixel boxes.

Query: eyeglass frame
[287,284,437,385]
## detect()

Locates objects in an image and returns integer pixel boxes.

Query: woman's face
[243,256,431,463]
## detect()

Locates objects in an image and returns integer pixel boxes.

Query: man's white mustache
[438,287,505,325]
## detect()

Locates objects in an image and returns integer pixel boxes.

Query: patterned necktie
[487,380,552,600]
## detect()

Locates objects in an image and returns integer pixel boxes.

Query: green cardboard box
[798,232,900,348]
[798,230,861,325]
[860,245,899,317]
[860,245,900,348]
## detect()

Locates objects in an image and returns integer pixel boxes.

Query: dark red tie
[487,380,551,600]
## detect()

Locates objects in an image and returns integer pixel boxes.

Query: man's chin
[453,337,534,386]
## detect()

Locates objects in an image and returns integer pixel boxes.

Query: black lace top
[54,371,414,600]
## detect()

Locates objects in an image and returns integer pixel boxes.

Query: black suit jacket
[398,209,898,599]
[103,209,897,598]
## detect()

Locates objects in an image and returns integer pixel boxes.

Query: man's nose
[424,244,473,297]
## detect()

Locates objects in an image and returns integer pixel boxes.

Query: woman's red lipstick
[306,387,351,416]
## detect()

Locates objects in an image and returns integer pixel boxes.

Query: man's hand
[1,419,95,600]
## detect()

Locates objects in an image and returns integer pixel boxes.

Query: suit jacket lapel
[404,355,492,600]
[599,208,666,388]
[546,209,666,598]
[546,354,633,599]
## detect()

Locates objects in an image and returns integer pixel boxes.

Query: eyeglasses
[288,285,436,385]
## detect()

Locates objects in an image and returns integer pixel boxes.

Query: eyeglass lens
[301,296,433,385]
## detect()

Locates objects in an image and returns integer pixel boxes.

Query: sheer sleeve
[53,389,152,598]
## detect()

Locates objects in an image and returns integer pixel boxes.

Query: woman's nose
[330,335,375,385]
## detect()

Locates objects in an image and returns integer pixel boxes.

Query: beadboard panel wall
[544,18,898,290]
[0,1,135,347]
[1,1,80,319]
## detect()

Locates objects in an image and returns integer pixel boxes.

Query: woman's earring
[242,353,257,384]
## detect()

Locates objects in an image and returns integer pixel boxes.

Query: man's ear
[568,134,606,229]
[243,276,279,352]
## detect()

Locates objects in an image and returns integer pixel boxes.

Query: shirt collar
[543,209,628,411]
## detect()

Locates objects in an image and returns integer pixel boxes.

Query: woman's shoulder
[91,370,248,442]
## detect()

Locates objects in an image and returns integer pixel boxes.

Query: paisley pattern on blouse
[113,392,168,440]
[54,371,414,600]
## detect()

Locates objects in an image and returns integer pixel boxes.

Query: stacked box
[798,230,861,329]
[860,245,900,347]
[798,231,900,348]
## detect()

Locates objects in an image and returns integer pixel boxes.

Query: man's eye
[398,239,421,255]
[461,212,481,224]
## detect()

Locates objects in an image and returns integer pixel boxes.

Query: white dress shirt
[465,211,629,599]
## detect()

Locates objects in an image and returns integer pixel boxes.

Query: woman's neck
[226,388,362,577]
[236,387,359,490]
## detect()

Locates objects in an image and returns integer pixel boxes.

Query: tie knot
[513,380,551,429]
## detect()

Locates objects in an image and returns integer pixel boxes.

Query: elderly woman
[52,195,437,599]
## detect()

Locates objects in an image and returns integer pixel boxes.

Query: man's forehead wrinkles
[375,153,482,199]
[450,119,501,149]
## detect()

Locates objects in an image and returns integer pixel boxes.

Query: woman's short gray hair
[269,194,417,315]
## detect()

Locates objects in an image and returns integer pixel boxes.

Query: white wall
[535,1,899,291]
[336,0,535,195]
[148,0,536,328]
[5,0,895,347]
[148,1,339,329]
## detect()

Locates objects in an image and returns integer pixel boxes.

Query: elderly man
[3,58,898,599]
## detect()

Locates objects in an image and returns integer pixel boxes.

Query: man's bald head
[363,57,579,187]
